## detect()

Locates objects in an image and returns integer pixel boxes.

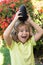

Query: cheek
[28,33,30,35]
[18,32,21,38]
[27,33,30,37]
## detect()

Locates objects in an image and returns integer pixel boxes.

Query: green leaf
[40,14,43,19]
[35,19,42,25]
[34,9,38,15]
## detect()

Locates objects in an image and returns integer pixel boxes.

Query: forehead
[18,24,29,30]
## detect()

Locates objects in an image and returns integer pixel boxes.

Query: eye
[19,30,23,32]
[20,30,23,32]
[25,30,29,32]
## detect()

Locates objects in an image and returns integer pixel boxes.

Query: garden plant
[0,0,43,65]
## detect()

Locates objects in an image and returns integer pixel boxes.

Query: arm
[3,11,22,46]
[27,16,43,41]
[29,26,33,36]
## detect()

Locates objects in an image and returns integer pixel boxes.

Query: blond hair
[11,22,32,42]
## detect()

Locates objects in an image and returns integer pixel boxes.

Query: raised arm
[27,15,43,41]
[3,10,22,46]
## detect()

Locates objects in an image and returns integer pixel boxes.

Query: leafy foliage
[0,0,43,52]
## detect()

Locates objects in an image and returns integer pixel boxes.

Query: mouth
[21,36,27,38]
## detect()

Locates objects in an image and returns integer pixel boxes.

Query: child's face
[17,24,30,43]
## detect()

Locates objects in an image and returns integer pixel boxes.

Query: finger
[19,9,20,11]
[18,15,23,18]
[16,11,22,15]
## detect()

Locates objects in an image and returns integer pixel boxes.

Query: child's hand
[14,10,23,21]
[26,14,31,24]
[27,14,31,21]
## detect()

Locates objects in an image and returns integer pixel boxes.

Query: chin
[21,40,27,43]
[19,38,29,43]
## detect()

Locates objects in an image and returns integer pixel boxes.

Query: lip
[21,36,27,38]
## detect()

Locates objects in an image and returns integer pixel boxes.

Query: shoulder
[7,40,16,50]
[28,36,36,46]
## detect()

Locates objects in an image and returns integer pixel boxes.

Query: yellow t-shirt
[8,36,36,65]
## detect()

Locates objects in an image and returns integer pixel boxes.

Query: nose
[23,31,26,34]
